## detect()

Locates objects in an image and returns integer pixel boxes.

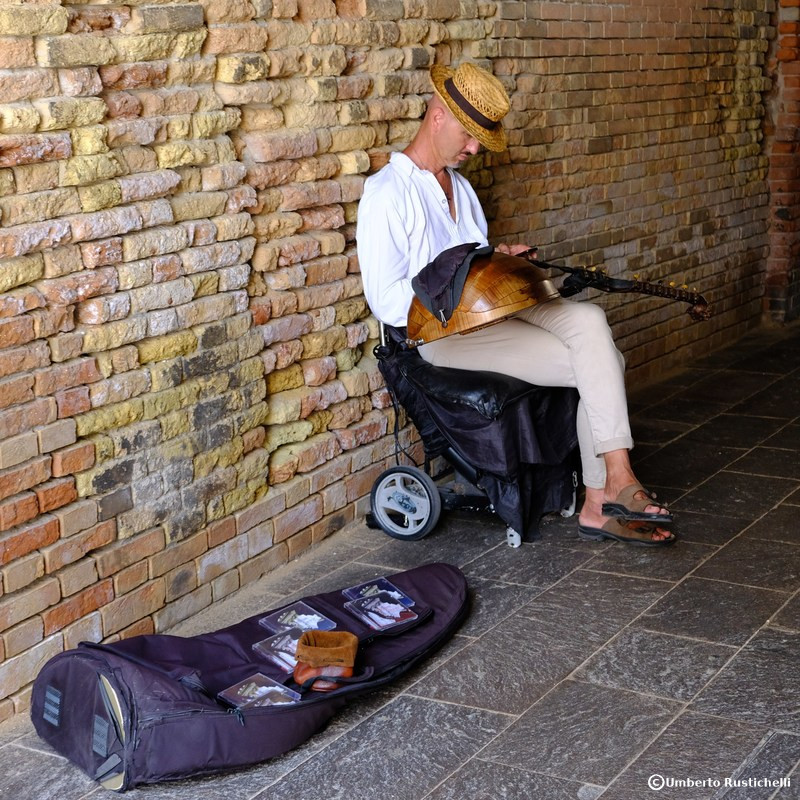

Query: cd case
[217,673,301,709]
[341,577,415,608]
[344,592,419,630]
[252,628,304,672]
[258,601,337,634]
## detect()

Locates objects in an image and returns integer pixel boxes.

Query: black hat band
[444,77,499,132]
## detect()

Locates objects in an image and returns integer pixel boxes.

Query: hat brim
[430,64,508,153]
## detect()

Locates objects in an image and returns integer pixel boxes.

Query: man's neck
[403,142,446,178]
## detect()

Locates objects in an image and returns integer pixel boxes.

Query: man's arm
[356,187,416,328]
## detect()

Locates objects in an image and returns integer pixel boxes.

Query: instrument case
[30,561,468,792]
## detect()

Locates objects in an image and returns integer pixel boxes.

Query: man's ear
[428,102,447,133]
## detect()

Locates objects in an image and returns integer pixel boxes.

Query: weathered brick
[34,269,118,308]
[0,514,59,567]
[0,37,36,71]
[80,238,123,269]
[33,357,102,398]
[0,456,51,504]
[0,189,80,228]
[153,583,211,632]
[0,104,40,135]
[35,35,116,68]
[0,398,55,441]
[34,477,77,514]
[148,530,206,578]
[239,130,318,163]
[0,68,59,104]
[273,495,322,542]
[95,526,165,579]
[0,635,62,698]
[55,385,91,418]
[42,579,113,636]
[51,441,94,477]
[195,535,248,584]
[0,577,60,633]
[53,498,97,538]
[56,558,98,598]
[35,420,77,456]
[55,67,99,99]
[0,491,38,533]
[0,295,47,330]
[119,170,181,204]
[69,206,144,245]
[0,219,72,259]
[59,153,125,187]
[97,487,134,521]
[203,23,268,54]
[100,578,166,636]
[163,562,198,602]
[0,431,38,470]
[1,613,44,658]
[0,5,68,36]
[62,612,102,651]
[113,560,149,596]
[32,97,106,131]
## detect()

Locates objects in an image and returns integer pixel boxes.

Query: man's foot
[602,483,673,524]
[578,518,676,547]
[580,485,673,544]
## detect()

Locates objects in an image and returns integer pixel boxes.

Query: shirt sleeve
[356,177,416,328]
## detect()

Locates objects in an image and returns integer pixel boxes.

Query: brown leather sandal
[602,484,674,524]
[578,517,676,547]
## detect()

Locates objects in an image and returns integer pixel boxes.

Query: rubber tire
[370,466,442,541]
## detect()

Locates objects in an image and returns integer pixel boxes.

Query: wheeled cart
[368,324,579,547]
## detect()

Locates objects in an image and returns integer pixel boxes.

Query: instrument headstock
[520,251,712,323]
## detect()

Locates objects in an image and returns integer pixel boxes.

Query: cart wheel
[370,466,442,540]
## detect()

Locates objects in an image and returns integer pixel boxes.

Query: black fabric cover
[30,562,468,791]
[410,243,493,325]
[377,326,579,538]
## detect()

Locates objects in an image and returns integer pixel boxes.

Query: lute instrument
[405,248,711,347]
[406,251,561,346]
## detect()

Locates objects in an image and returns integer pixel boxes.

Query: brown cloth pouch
[293,630,359,692]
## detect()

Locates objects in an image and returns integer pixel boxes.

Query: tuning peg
[633,274,640,280]
[682,284,688,290]
[669,281,676,287]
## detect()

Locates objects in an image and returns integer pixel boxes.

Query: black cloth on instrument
[410,243,493,325]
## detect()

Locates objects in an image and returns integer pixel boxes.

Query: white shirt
[356,152,489,327]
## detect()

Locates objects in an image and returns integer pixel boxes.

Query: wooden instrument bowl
[406,252,561,346]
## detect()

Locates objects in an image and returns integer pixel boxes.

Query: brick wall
[765,0,800,321]
[479,1,776,373]
[0,0,779,719]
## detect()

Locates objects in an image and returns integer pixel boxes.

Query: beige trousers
[418,298,632,489]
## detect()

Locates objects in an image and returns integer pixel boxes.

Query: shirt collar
[390,151,416,175]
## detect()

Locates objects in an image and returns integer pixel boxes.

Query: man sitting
[356,62,673,546]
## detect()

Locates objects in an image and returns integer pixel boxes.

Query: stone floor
[2,321,800,800]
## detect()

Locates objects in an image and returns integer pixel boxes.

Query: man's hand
[495,243,536,257]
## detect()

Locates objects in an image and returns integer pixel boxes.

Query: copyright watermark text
[648,774,791,791]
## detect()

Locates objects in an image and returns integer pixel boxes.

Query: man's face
[438,108,481,168]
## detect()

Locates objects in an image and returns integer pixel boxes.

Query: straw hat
[430,62,510,152]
